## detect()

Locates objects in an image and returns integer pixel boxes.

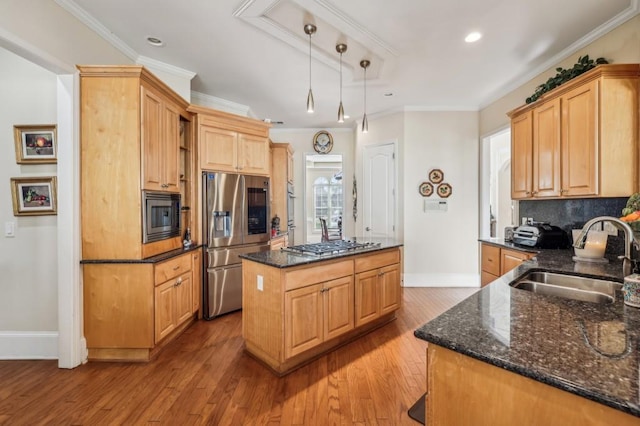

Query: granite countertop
[80,244,203,264]
[415,240,640,417]
[240,237,403,268]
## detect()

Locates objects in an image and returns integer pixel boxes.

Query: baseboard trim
[0,331,58,360]
[403,273,480,288]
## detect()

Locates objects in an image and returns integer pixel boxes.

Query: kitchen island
[240,238,403,375]
[415,243,640,425]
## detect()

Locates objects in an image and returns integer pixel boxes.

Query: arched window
[313,175,343,230]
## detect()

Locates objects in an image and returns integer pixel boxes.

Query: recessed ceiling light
[344,115,350,119]
[146,36,164,47]
[465,32,482,43]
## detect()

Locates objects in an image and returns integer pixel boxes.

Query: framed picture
[13,124,57,164]
[10,176,57,216]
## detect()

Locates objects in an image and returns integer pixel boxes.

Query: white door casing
[362,143,396,239]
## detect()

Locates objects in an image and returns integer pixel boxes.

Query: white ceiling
[58,0,637,129]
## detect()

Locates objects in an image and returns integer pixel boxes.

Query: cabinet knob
[560,189,567,194]
[531,191,538,195]
[525,191,531,195]
[173,266,180,271]
[174,277,183,287]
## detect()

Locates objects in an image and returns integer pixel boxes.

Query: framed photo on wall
[13,124,57,164]
[10,176,57,216]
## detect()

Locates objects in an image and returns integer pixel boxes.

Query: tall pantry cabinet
[78,65,200,362]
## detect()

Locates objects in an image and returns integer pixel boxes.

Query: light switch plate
[4,222,15,238]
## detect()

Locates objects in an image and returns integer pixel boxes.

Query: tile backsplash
[519,198,628,255]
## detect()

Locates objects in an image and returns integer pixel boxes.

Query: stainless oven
[142,191,181,243]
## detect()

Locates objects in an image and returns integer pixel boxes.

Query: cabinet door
[481,244,500,276]
[379,264,401,315]
[200,126,237,172]
[142,87,164,191]
[532,98,561,198]
[285,283,323,358]
[511,111,533,199]
[155,280,176,343]
[191,251,202,313]
[500,249,531,275]
[324,276,354,341]
[355,269,380,327]
[481,271,499,287]
[163,102,181,192]
[238,134,270,175]
[561,80,598,197]
[175,272,193,325]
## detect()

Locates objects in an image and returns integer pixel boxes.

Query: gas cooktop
[283,240,381,256]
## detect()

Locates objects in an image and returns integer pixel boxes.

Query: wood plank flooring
[0,287,476,425]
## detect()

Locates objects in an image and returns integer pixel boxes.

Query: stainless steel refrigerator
[202,172,271,319]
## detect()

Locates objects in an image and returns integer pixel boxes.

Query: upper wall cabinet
[78,65,192,260]
[188,105,271,176]
[508,64,640,200]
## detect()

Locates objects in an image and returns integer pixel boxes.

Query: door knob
[365,226,371,231]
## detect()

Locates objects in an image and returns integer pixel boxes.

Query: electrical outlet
[603,222,618,236]
[257,275,264,291]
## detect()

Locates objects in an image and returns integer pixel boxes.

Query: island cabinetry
[355,250,401,327]
[189,105,271,176]
[242,247,401,375]
[426,344,638,426]
[285,275,354,358]
[480,243,533,286]
[508,64,639,200]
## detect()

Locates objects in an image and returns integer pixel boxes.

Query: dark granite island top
[239,237,403,268]
[415,244,640,418]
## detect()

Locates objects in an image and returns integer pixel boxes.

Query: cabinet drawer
[481,245,500,276]
[354,249,400,273]
[155,253,191,285]
[285,259,353,291]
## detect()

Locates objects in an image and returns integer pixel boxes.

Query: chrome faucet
[573,216,639,275]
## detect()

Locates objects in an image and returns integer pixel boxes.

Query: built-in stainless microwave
[142,191,181,243]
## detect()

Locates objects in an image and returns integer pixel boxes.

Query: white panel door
[363,143,396,239]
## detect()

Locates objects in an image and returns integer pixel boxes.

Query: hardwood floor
[0,287,476,425]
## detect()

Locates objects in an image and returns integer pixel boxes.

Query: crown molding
[137,55,196,80]
[54,0,138,61]
[269,126,355,134]
[479,0,640,109]
[190,91,253,117]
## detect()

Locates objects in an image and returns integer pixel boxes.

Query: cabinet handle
[174,277,183,287]
[531,191,538,195]
[525,191,531,195]
[173,266,180,271]
[560,189,567,194]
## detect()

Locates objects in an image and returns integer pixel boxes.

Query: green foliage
[525,55,608,104]
[622,193,640,216]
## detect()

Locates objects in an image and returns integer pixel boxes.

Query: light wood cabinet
[189,105,271,176]
[480,243,534,287]
[78,65,193,260]
[271,142,294,230]
[284,276,354,359]
[141,86,181,192]
[84,251,199,361]
[354,251,401,327]
[191,250,202,314]
[270,234,288,250]
[508,64,639,200]
[242,247,401,375]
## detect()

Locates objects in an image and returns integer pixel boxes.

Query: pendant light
[336,43,347,123]
[304,24,316,113]
[360,59,370,133]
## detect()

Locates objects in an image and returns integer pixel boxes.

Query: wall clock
[313,130,333,154]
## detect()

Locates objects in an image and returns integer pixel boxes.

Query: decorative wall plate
[429,169,444,184]
[312,130,333,154]
[419,181,433,197]
[437,182,452,198]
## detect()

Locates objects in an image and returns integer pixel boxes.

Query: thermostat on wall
[424,200,448,212]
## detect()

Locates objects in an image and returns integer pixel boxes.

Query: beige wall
[480,14,640,136]
[269,128,355,245]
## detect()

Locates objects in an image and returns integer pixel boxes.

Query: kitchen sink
[511,271,621,304]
